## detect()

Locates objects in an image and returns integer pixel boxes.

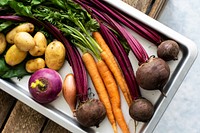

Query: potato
[5,45,27,66]
[26,58,45,73]
[0,33,7,54]
[6,23,34,44]
[45,40,66,70]
[14,32,35,52]
[29,32,47,56]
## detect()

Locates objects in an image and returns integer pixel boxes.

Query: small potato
[14,32,35,52]
[45,40,66,70]
[26,58,45,73]
[0,33,7,54]
[29,32,47,56]
[6,23,34,44]
[5,45,27,66]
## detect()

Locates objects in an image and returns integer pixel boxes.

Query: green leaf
[8,1,32,16]
[0,21,13,32]
[50,0,67,10]
[0,57,9,75]
[31,0,44,6]
[2,63,29,79]
[0,0,10,6]
[0,57,29,79]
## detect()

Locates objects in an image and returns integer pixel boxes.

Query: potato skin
[6,23,34,44]
[14,32,35,52]
[26,58,45,73]
[0,33,7,54]
[5,45,27,66]
[45,40,66,70]
[29,32,47,56]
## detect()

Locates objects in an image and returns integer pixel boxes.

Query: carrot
[97,59,130,133]
[93,31,132,106]
[82,52,118,133]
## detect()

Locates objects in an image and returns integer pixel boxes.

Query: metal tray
[0,0,198,133]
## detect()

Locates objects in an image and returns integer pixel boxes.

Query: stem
[63,24,101,60]
[75,20,103,53]
[99,23,141,99]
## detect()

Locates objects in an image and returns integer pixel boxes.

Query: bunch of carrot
[64,21,131,132]
[82,32,132,133]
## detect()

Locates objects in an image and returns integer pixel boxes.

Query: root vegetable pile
[0,0,181,132]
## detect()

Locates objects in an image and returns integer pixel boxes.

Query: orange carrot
[93,32,132,106]
[82,52,118,133]
[97,59,130,133]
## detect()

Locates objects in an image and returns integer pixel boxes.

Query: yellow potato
[6,23,34,44]
[25,58,45,73]
[5,45,27,66]
[14,32,35,52]
[29,32,47,56]
[0,33,7,54]
[45,40,66,70]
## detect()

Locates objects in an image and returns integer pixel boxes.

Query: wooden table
[0,0,165,132]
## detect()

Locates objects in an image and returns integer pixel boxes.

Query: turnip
[157,40,179,61]
[28,68,62,104]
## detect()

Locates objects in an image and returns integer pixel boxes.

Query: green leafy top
[0,0,99,32]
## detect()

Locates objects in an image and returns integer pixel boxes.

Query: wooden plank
[122,0,166,19]
[122,0,152,13]
[149,0,166,19]
[0,90,16,129]
[2,101,46,133]
[42,120,71,133]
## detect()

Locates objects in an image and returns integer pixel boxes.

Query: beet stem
[74,0,161,44]
[99,23,141,99]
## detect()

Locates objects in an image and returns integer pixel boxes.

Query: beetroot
[157,40,179,61]
[129,98,154,122]
[136,56,170,91]
[75,99,106,127]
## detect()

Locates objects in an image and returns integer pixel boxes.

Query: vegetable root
[75,99,106,127]
[0,33,7,54]
[62,73,77,115]
[97,59,130,133]
[136,56,170,93]
[157,40,179,61]
[100,51,132,106]
[28,68,62,104]
[129,98,154,122]
[82,53,118,133]
[93,32,132,106]
[93,32,132,107]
